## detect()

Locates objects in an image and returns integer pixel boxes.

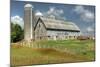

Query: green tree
[11,23,24,43]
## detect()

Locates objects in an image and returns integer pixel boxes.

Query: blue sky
[11,0,95,36]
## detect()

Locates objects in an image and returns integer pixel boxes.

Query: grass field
[11,40,95,66]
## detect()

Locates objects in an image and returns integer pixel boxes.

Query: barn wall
[47,30,80,40]
[35,20,47,40]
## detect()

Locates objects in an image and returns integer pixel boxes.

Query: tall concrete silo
[24,4,33,41]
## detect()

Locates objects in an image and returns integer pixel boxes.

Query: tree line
[11,23,24,43]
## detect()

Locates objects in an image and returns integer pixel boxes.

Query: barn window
[48,36,50,38]
[40,37,42,40]
[65,32,68,35]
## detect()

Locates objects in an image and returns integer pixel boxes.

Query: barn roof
[36,17,80,31]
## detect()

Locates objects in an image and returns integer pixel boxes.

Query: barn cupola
[49,15,55,19]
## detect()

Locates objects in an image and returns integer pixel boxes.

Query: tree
[11,23,24,43]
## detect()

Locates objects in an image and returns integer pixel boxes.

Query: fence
[12,40,85,54]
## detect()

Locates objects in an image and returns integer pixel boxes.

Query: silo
[24,4,33,41]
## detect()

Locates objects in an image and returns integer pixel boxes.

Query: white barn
[24,4,80,41]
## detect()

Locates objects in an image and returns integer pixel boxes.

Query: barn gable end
[34,18,47,40]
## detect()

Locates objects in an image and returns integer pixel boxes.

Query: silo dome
[24,4,33,8]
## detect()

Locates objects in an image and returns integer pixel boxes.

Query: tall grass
[11,40,95,66]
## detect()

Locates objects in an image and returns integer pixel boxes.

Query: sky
[11,0,95,36]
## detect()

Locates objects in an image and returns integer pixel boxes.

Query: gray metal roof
[36,17,80,31]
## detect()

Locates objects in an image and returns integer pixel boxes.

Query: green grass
[11,40,95,66]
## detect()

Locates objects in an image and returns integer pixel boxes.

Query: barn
[24,4,80,41]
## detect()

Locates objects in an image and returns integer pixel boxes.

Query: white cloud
[74,6,85,14]
[81,11,94,22]
[11,15,24,28]
[43,7,66,20]
[47,7,64,16]
[86,26,94,32]
[35,7,66,20]
[47,7,55,14]
[74,6,95,22]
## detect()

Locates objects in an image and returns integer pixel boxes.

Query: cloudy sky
[11,0,95,36]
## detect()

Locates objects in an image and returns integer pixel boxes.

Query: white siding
[47,30,80,40]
